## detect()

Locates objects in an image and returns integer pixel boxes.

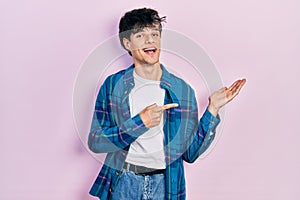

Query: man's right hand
[139,103,179,128]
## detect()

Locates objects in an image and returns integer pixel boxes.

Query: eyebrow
[151,28,160,31]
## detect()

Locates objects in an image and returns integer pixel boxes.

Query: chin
[145,55,160,65]
[145,59,160,65]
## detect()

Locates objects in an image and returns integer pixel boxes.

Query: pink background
[1,0,299,199]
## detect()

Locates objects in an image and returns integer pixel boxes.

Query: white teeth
[143,48,156,51]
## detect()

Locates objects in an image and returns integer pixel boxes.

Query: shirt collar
[122,63,173,91]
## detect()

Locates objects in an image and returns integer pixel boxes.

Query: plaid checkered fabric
[88,64,220,200]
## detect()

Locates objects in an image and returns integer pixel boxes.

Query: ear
[122,38,131,52]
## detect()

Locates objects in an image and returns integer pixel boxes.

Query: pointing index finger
[161,103,179,110]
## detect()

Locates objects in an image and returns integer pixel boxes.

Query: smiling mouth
[143,47,157,54]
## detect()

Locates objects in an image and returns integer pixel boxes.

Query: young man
[88,8,246,200]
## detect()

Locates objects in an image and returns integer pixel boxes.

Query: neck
[134,63,162,81]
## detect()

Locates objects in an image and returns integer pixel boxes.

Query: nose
[145,34,154,44]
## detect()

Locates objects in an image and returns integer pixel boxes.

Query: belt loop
[126,162,130,171]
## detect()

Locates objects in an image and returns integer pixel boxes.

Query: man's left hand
[208,78,246,117]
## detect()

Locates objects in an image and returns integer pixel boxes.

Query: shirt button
[116,172,119,176]
[210,120,215,124]
[124,91,128,94]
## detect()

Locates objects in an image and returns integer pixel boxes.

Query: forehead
[132,23,160,33]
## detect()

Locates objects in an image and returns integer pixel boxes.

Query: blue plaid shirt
[88,64,220,200]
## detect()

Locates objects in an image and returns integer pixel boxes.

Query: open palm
[208,78,246,116]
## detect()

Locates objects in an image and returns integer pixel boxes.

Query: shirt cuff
[202,108,221,135]
[121,113,149,138]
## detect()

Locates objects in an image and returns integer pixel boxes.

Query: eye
[135,34,142,38]
[152,33,159,37]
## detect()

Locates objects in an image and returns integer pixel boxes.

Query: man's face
[123,24,161,66]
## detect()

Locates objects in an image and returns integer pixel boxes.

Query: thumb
[147,103,157,109]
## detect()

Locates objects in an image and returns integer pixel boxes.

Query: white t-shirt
[125,70,166,169]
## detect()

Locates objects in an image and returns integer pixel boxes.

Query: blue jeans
[111,169,165,200]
